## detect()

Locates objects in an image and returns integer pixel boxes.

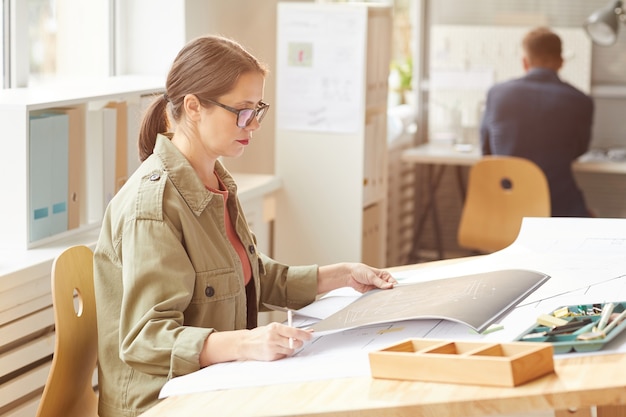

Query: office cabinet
[274,3,391,268]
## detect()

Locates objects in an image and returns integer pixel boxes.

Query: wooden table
[140,352,626,417]
[140,257,626,417]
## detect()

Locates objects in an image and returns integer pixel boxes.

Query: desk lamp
[584,0,626,46]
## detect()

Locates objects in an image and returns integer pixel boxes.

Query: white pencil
[287,309,294,349]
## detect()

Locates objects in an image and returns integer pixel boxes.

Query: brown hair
[522,27,562,67]
[138,35,268,161]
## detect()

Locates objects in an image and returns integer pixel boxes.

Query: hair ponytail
[138,93,170,162]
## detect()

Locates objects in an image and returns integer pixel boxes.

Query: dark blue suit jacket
[480,68,594,217]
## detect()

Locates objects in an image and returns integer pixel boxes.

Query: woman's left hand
[345,263,397,293]
[317,262,397,294]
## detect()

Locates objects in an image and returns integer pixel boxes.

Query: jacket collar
[525,67,561,83]
[153,133,238,216]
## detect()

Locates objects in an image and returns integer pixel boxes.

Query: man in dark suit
[480,27,594,217]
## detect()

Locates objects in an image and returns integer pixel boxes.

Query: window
[0,0,5,88]
[8,0,111,87]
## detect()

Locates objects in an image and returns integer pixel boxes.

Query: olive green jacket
[94,134,318,417]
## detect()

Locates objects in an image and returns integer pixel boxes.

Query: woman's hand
[200,322,313,366]
[345,263,397,293]
[239,323,313,361]
[317,262,397,294]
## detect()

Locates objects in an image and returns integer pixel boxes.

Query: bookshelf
[274,3,392,268]
[0,75,165,250]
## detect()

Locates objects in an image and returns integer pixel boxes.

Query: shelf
[0,75,165,110]
[590,84,626,99]
[0,226,101,279]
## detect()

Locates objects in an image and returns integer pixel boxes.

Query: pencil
[287,309,294,349]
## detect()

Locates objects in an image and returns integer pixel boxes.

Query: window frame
[3,0,115,88]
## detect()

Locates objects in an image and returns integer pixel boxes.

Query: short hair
[522,27,562,64]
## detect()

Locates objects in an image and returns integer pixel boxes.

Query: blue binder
[29,112,69,242]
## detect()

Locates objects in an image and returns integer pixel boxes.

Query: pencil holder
[515,302,626,353]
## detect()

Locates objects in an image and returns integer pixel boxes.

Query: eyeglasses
[203,98,270,128]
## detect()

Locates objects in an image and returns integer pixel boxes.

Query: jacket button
[248,245,255,254]
[205,286,215,297]
[149,172,161,181]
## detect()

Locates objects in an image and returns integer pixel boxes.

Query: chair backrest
[36,245,98,417]
[457,156,551,253]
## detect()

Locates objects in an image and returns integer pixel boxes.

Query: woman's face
[198,71,266,160]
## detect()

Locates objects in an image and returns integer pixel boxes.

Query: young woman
[93,35,396,417]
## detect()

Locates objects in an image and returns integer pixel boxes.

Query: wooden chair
[36,245,98,417]
[457,156,551,253]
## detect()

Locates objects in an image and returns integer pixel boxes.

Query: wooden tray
[368,338,554,387]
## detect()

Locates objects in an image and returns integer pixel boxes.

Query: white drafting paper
[159,319,463,399]
[265,287,361,321]
[159,217,626,398]
[276,3,366,133]
[298,289,361,319]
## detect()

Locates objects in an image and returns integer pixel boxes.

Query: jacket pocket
[191,268,243,304]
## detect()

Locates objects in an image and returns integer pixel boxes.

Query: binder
[126,98,143,176]
[56,106,85,230]
[29,113,69,242]
[105,100,128,192]
[85,103,121,224]
[85,106,106,224]
[102,106,118,207]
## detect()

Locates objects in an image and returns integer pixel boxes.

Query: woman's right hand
[200,322,314,366]
[239,322,314,361]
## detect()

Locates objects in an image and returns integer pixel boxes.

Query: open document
[310,269,549,333]
[160,217,626,398]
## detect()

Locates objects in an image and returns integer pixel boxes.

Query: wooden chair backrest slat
[36,245,98,417]
[458,156,551,253]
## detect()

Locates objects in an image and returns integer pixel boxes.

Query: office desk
[401,143,626,174]
[400,144,478,261]
[400,143,626,261]
[141,354,626,417]
[139,255,626,417]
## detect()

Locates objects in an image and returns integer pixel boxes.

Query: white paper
[159,320,446,398]
[276,3,366,133]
